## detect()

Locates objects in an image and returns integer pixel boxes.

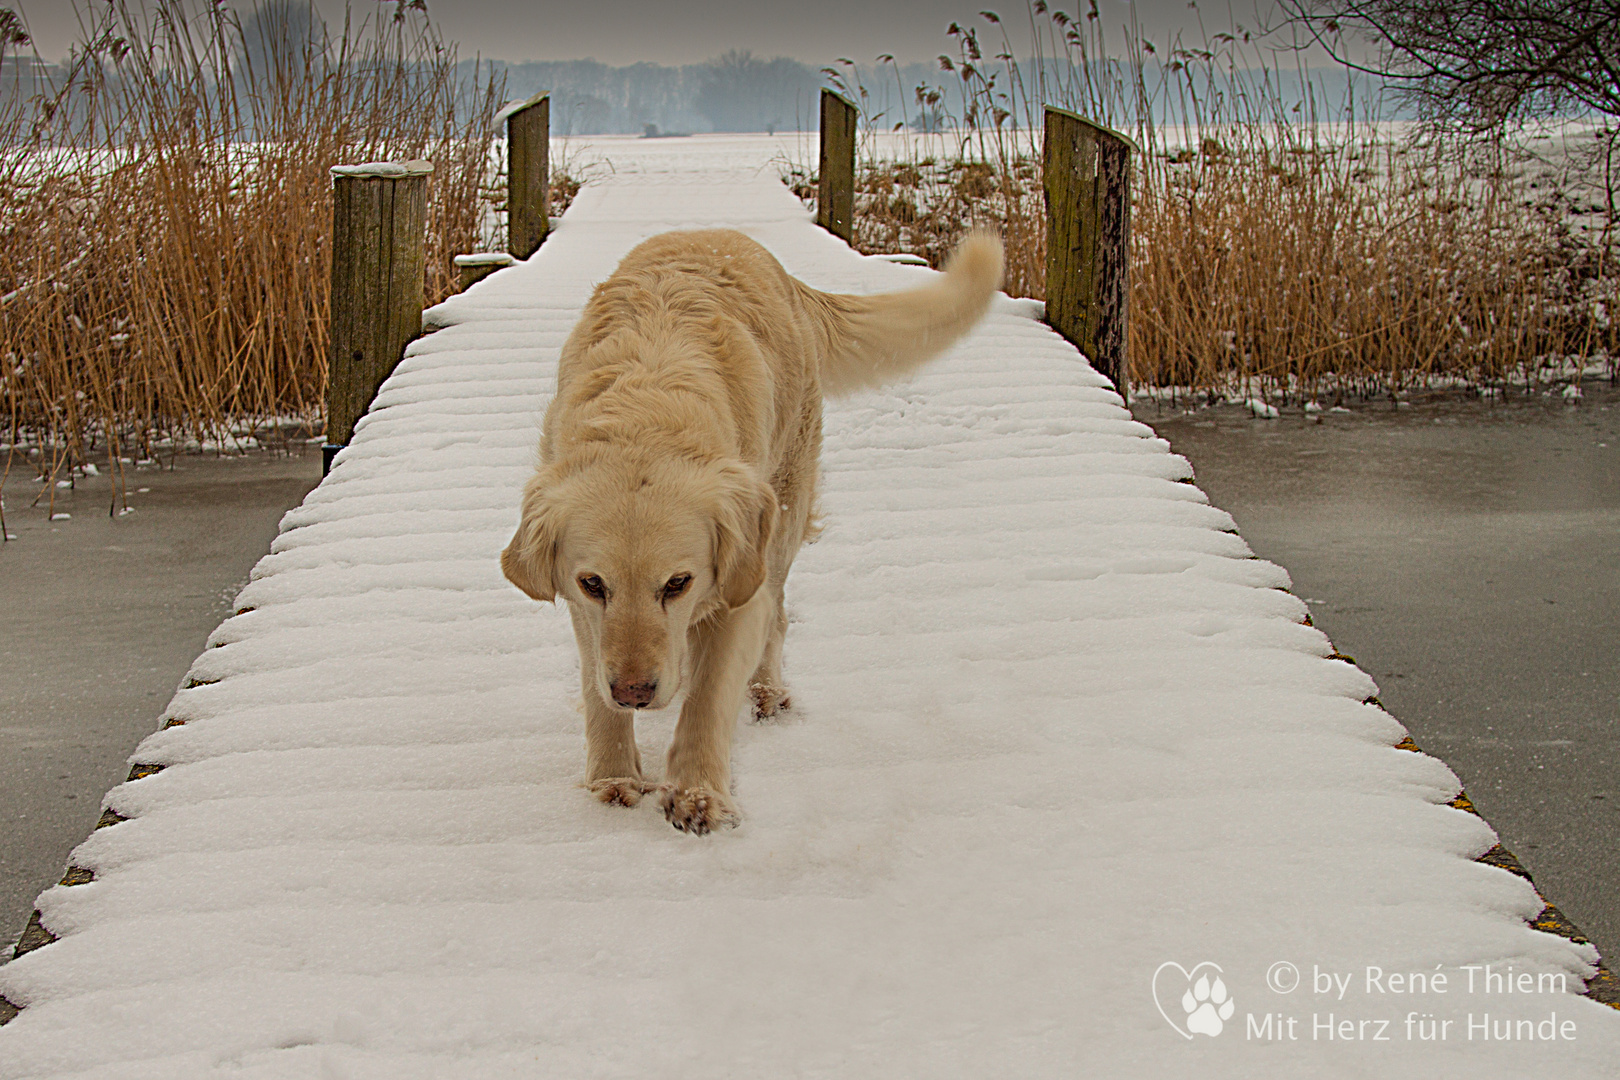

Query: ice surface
[1,135,1615,1078]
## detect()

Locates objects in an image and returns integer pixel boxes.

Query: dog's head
[501,453,777,711]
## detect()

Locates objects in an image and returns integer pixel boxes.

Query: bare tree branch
[1281,0,1620,126]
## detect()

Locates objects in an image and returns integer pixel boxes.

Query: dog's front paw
[749,681,792,722]
[659,784,740,834]
[587,777,651,807]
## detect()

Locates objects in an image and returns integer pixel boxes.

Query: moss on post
[1044,107,1134,398]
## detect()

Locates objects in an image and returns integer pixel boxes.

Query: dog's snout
[611,680,658,709]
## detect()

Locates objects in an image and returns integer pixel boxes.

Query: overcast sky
[18,0,1308,67]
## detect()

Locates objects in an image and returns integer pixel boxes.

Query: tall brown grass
[809,3,1618,402]
[0,0,504,501]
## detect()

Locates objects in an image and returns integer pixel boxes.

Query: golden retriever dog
[501,229,1003,833]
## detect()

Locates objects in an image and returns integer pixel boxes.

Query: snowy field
[0,134,1616,1077]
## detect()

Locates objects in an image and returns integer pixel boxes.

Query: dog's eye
[578,574,606,599]
[663,573,692,599]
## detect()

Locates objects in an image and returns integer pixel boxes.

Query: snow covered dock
[2,136,1617,1077]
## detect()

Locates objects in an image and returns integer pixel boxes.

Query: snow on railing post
[324,160,433,476]
[1043,107,1135,399]
[506,91,550,260]
[454,252,517,292]
[817,88,856,244]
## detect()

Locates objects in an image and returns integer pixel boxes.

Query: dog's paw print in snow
[1183,973,1235,1036]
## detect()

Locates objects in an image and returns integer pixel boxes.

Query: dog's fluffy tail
[810,231,1004,396]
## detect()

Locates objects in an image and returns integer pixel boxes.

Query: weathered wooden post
[817,88,856,243]
[454,252,517,292]
[1043,107,1134,398]
[507,91,550,259]
[324,160,432,475]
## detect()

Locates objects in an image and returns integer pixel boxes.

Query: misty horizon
[1,0,1392,138]
[12,0,1307,70]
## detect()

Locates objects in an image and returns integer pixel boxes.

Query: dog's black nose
[611,681,657,709]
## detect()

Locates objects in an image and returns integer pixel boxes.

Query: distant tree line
[2,27,850,138]
[478,50,836,135]
[1,0,1401,142]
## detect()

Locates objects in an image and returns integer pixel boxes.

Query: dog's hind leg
[572,606,648,807]
[662,588,772,833]
[748,578,791,721]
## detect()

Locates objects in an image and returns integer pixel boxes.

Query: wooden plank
[1043,107,1134,398]
[817,89,856,243]
[325,162,433,471]
[508,92,550,260]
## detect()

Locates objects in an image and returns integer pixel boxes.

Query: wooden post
[1044,107,1134,398]
[324,160,432,475]
[817,88,856,243]
[454,252,517,292]
[507,92,550,260]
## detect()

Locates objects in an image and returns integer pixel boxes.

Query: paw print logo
[1183,971,1235,1035]
[1152,961,1236,1039]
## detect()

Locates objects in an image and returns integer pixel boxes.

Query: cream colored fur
[501,228,1003,833]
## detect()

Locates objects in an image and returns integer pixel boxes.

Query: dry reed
[805,2,1618,402]
[0,0,505,506]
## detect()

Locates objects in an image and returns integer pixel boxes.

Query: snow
[452,253,516,268]
[1245,397,1281,419]
[329,161,433,179]
[493,93,549,128]
[2,135,1616,1077]
[868,252,931,266]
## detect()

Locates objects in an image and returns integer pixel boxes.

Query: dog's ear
[712,466,779,610]
[502,471,565,602]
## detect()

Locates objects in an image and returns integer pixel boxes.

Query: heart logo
[1152,961,1235,1039]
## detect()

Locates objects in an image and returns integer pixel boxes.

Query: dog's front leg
[661,589,771,833]
[570,603,647,807]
